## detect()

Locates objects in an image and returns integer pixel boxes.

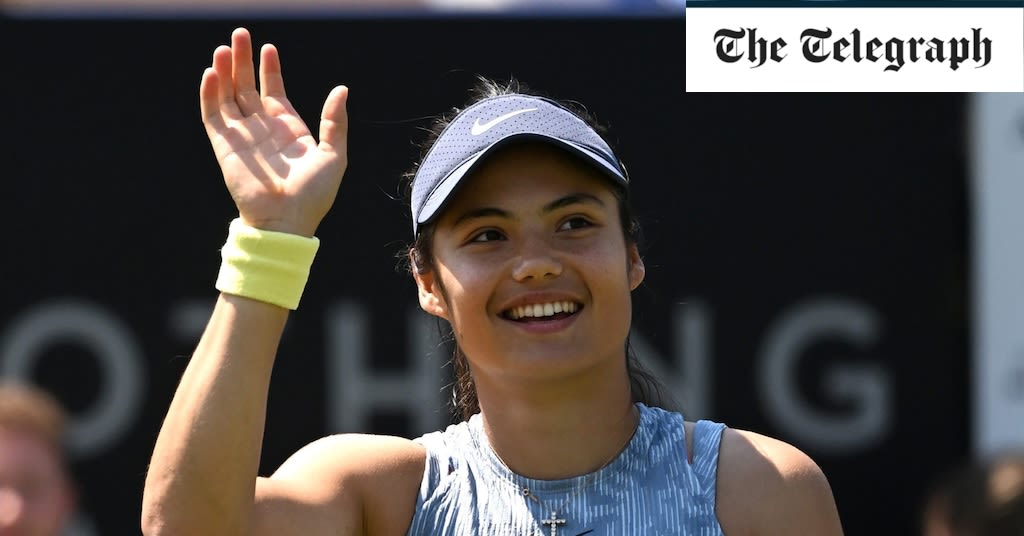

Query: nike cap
[410,93,629,234]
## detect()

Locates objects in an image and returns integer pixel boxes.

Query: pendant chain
[477,412,638,536]
[519,456,604,516]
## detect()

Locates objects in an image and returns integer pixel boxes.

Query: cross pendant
[541,511,567,536]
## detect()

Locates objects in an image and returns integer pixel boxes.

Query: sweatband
[215,218,320,310]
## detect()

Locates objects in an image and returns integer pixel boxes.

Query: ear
[627,243,645,291]
[413,266,449,320]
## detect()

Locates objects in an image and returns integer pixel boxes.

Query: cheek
[582,242,637,327]
[437,262,493,326]
[10,481,68,528]
[578,239,633,285]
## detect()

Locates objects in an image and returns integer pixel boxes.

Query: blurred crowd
[922,453,1024,536]
[0,382,75,535]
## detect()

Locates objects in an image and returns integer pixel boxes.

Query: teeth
[508,301,579,320]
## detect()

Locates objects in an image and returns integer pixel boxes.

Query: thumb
[318,85,349,154]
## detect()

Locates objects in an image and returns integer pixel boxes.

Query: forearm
[145,23,350,533]
[142,293,287,536]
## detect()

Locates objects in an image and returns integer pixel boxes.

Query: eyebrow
[451,192,607,228]
[544,192,606,213]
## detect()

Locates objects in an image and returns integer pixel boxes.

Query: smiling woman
[140,27,845,536]
[402,80,666,424]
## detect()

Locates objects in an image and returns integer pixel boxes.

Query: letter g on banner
[757,298,892,455]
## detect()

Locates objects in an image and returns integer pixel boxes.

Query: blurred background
[1,1,1021,535]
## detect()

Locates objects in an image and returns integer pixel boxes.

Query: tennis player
[142,27,844,536]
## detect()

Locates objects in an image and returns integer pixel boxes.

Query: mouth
[501,301,583,322]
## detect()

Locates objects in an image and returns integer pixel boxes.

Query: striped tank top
[407,403,726,535]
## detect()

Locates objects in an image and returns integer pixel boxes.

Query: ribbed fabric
[407,403,726,535]
[215,218,320,310]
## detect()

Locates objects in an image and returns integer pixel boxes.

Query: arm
[255,434,425,536]
[141,28,354,536]
[716,428,844,536]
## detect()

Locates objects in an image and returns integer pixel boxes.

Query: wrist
[215,218,320,310]
[237,216,317,238]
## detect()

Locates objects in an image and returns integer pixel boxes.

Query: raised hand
[200,28,348,237]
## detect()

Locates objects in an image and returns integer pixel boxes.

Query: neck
[474,365,639,480]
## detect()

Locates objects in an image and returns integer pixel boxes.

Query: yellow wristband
[215,219,320,310]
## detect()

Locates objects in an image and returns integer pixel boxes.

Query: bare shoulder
[255,434,425,536]
[713,427,844,536]
[271,433,425,482]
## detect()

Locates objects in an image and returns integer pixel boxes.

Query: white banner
[971,93,1024,457]
[686,7,1024,92]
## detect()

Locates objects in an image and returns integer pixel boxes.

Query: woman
[141,27,844,536]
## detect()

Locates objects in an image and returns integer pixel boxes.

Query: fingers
[211,44,242,120]
[259,44,287,99]
[318,85,349,154]
[230,28,262,116]
[199,67,224,127]
[205,28,265,123]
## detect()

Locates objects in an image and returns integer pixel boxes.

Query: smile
[503,301,581,321]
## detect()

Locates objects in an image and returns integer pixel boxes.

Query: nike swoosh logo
[470,108,537,135]
[576,531,595,536]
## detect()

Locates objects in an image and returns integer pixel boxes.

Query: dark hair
[923,454,1024,536]
[401,77,671,422]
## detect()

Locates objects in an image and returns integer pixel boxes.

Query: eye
[558,216,594,231]
[469,229,505,243]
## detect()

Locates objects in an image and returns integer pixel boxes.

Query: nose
[511,236,562,282]
[0,487,25,528]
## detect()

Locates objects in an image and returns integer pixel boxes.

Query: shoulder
[261,433,426,535]
[272,433,425,481]
[713,427,844,536]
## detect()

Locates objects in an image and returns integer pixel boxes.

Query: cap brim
[416,133,628,228]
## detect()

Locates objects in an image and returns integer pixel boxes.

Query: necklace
[477,410,639,536]
[520,470,601,536]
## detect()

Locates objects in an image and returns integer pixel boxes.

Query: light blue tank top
[407,403,726,535]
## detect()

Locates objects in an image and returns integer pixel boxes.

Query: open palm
[200,28,348,237]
